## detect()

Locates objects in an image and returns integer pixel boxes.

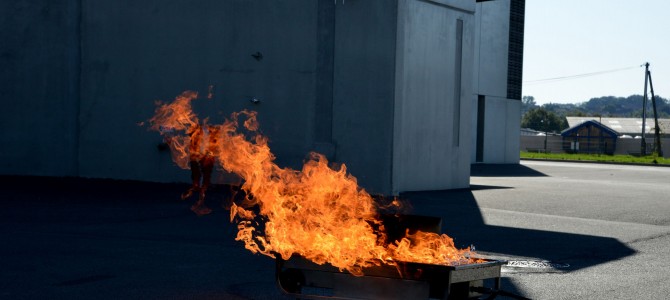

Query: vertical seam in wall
[389,0,400,195]
[315,0,336,157]
[328,0,336,146]
[74,0,83,177]
[453,18,463,148]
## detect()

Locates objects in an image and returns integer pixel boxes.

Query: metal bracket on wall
[334,0,344,5]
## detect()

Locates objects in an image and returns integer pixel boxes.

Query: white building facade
[472,0,525,164]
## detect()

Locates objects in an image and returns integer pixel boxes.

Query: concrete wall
[520,136,564,153]
[474,0,510,98]
[78,0,320,183]
[481,97,521,163]
[392,0,475,192]
[471,0,521,164]
[2,0,512,195]
[0,0,81,177]
[1,0,400,193]
[331,1,397,194]
[1,0,326,183]
[612,138,670,158]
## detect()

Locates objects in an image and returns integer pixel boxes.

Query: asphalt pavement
[1,160,669,299]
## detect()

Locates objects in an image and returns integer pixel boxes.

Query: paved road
[1,161,669,299]
[468,161,670,299]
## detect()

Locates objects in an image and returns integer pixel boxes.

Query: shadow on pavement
[471,163,548,177]
[401,188,635,270]
[469,184,514,191]
[1,174,636,299]
[400,187,636,299]
[0,175,278,299]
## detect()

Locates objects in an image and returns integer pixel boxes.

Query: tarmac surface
[2,160,669,299]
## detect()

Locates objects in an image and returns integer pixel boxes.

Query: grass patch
[520,151,670,165]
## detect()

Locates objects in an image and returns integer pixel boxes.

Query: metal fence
[520,136,670,158]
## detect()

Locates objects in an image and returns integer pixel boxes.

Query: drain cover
[505,260,570,269]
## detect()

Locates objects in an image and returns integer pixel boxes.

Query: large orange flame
[149,91,479,275]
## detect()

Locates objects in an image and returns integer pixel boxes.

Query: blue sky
[522,0,670,105]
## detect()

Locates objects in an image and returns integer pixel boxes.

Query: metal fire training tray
[276,255,507,300]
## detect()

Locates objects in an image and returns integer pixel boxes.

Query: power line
[524,65,642,85]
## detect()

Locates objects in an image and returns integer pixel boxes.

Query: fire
[149,91,480,275]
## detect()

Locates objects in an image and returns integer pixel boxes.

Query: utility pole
[640,62,663,157]
[641,63,649,155]
[647,65,663,157]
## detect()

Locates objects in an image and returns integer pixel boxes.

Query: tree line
[521,95,670,133]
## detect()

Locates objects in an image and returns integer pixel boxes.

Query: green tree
[521,95,537,115]
[521,108,568,133]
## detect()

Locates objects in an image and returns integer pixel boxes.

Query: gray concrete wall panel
[482,97,506,162]
[482,96,519,163]
[472,0,521,164]
[474,0,510,98]
[331,2,397,194]
[473,3,483,94]
[78,0,318,182]
[313,1,336,154]
[1,0,520,195]
[0,0,81,177]
[505,99,521,163]
[393,0,473,193]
